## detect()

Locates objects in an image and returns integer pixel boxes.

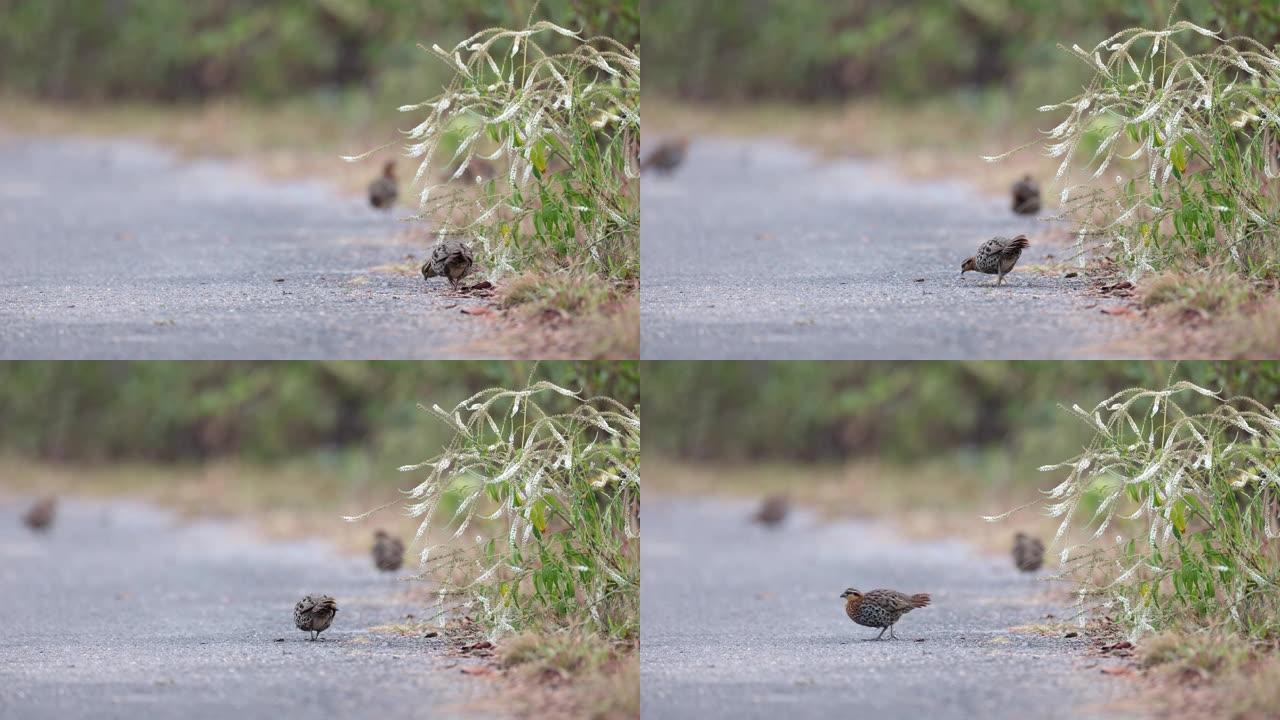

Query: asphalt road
[0,134,495,359]
[0,496,494,720]
[640,138,1129,359]
[641,496,1127,720]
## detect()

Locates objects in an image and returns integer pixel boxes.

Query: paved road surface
[641,138,1128,359]
[0,134,495,359]
[0,496,494,720]
[641,496,1126,720]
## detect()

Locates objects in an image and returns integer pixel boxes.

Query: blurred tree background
[643,361,1280,464]
[642,0,1277,104]
[0,0,639,103]
[0,361,638,466]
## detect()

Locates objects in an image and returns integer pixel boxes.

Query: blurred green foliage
[643,0,1276,103]
[642,361,1280,463]
[0,361,638,463]
[0,0,638,101]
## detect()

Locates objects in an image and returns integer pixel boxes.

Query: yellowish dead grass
[647,96,1068,199]
[0,455,423,556]
[1135,270,1280,359]
[1137,630,1280,720]
[647,457,1063,556]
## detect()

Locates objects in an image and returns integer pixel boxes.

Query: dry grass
[0,96,400,197]
[647,96,1067,198]
[493,272,638,359]
[647,457,1062,556]
[1136,270,1280,358]
[0,455,423,556]
[1138,630,1280,720]
[497,631,638,720]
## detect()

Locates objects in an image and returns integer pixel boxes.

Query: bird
[752,495,789,527]
[294,594,338,641]
[1013,532,1045,573]
[23,496,56,532]
[961,235,1030,286]
[368,160,398,209]
[421,238,475,290]
[641,137,689,175]
[372,529,405,573]
[1011,174,1041,215]
[841,587,931,640]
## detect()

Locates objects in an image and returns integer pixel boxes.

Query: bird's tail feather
[1010,235,1030,250]
[910,593,931,608]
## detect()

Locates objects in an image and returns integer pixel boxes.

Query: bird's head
[421,261,438,279]
[960,257,977,274]
[840,588,862,600]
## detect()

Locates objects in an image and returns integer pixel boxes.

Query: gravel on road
[640,137,1129,359]
[0,496,494,720]
[641,496,1127,720]
[0,134,497,359]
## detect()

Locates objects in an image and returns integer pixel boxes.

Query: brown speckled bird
[1013,532,1045,572]
[368,160,398,209]
[961,235,1030,286]
[23,496,56,532]
[641,137,689,175]
[294,594,338,641]
[752,495,789,527]
[372,529,405,573]
[841,587,931,640]
[421,238,474,290]
[1011,174,1041,215]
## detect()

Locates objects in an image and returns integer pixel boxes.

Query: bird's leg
[874,626,887,641]
[888,625,899,640]
[997,271,1005,286]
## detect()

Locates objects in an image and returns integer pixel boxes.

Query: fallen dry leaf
[1101,666,1133,676]
[1101,306,1134,316]
[460,665,493,676]
[461,306,492,316]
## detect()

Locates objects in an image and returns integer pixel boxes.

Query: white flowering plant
[988,374,1280,640]
[350,372,639,640]
[987,17,1280,278]
[349,15,639,283]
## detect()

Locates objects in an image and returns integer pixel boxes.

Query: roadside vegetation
[986,3,1280,357]
[0,0,639,358]
[646,0,1280,355]
[354,5,639,357]
[647,361,1280,717]
[349,366,639,719]
[0,360,640,718]
[989,368,1280,718]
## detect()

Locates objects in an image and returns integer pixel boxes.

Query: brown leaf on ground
[461,665,494,676]
[1101,306,1134,316]
[1101,666,1134,676]
[461,306,493,316]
